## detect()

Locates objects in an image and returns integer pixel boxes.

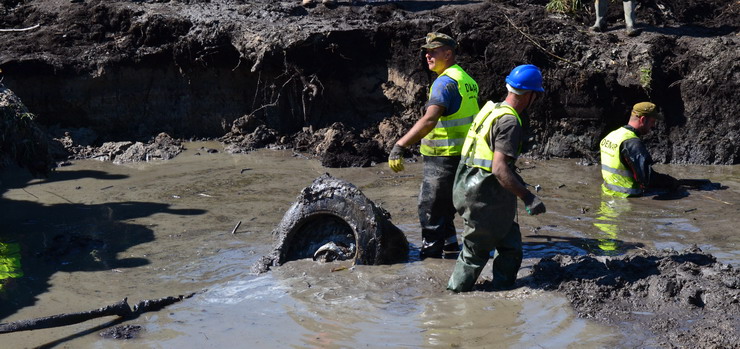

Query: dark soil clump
[99,324,142,340]
[529,246,740,348]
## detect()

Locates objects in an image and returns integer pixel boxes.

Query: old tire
[253,173,409,273]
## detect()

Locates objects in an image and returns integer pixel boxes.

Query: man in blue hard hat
[388,32,480,259]
[447,64,546,292]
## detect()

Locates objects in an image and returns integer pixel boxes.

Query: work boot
[420,239,443,259]
[591,0,607,33]
[301,0,315,6]
[623,1,637,30]
[625,27,642,37]
[589,23,606,33]
[442,241,460,259]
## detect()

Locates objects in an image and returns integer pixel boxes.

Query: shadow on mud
[523,234,646,259]
[650,180,726,201]
[642,24,738,38]
[0,169,207,320]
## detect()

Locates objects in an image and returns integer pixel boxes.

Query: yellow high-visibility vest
[420,64,479,156]
[600,127,641,197]
[460,101,522,172]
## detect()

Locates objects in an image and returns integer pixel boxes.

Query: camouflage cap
[632,102,662,120]
[420,32,457,50]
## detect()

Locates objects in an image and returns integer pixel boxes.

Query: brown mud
[0,147,738,347]
[1,0,739,347]
[528,247,740,348]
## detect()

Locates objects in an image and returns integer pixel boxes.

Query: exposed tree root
[0,293,195,334]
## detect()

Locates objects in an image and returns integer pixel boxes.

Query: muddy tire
[252,174,409,273]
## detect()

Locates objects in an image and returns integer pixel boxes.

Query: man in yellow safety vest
[600,102,679,197]
[388,32,480,259]
[447,64,546,292]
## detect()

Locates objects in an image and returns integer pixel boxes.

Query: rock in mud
[253,173,408,273]
[67,132,184,163]
[99,324,142,340]
[529,246,740,348]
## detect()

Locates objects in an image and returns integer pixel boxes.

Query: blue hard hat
[505,64,544,92]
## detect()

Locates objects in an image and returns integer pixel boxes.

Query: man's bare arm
[396,105,445,147]
[491,150,530,200]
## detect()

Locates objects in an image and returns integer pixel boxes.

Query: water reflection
[592,195,632,255]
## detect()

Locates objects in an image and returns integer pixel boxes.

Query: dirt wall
[0,0,737,165]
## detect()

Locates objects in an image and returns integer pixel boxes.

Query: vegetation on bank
[545,0,583,14]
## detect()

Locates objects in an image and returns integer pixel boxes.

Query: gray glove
[523,193,546,215]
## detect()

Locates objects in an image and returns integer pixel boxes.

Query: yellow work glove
[388,144,406,173]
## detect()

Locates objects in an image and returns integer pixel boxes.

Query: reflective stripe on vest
[599,127,640,197]
[435,115,474,128]
[420,64,479,156]
[421,137,466,148]
[459,101,522,172]
[601,163,632,177]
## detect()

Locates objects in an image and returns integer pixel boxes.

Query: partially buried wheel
[252,173,409,273]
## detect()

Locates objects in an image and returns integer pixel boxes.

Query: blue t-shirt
[425,75,462,117]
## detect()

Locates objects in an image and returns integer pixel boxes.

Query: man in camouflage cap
[599,101,678,197]
[388,32,480,259]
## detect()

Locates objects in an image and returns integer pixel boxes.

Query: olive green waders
[446,163,523,292]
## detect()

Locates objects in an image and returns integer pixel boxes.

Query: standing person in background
[447,64,546,292]
[388,32,480,259]
[590,0,642,37]
[600,102,679,197]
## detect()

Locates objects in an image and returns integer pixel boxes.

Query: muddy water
[0,142,737,348]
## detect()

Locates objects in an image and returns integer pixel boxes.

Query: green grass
[639,67,652,89]
[545,0,583,14]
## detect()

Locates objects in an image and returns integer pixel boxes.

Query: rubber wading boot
[589,23,607,33]
[590,0,608,33]
[623,0,640,36]
[421,237,460,259]
[626,27,642,36]
[625,27,642,37]
[420,239,444,259]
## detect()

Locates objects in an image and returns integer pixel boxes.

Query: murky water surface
[1,142,738,348]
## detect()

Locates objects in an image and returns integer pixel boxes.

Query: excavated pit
[1,0,737,168]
